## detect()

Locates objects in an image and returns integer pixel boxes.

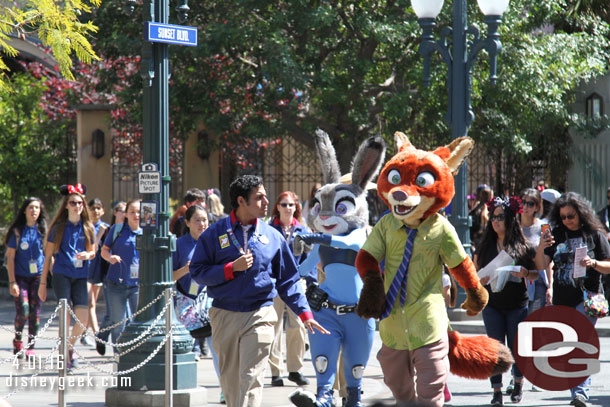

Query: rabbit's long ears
[314,129,341,185]
[351,135,386,191]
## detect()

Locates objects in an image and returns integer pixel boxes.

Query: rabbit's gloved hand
[293,235,314,256]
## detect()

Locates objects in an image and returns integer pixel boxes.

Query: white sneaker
[80,336,96,347]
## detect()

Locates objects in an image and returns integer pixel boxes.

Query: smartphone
[541,223,551,238]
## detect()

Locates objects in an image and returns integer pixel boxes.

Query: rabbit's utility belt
[306,283,356,315]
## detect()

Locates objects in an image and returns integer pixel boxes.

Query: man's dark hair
[230,175,263,210]
[184,188,206,204]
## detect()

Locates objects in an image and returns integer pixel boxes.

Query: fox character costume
[356,132,513,407]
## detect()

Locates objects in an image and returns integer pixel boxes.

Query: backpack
[87,223,124,284]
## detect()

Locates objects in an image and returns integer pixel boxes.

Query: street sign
[138,163,161,194]
[147,22,197,47]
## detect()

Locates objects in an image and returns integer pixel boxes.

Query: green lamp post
[411,0,509,255]
[108,0,197,398]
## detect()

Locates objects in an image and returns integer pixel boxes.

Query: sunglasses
[560,213,576,221]
[522,200,536,208]
[607,196,610,200]
[68,201,84,207]
[280,203,295,208]
[490,214,505,222]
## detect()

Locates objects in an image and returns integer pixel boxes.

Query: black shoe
[288,372,310,386]
[271,376,284,387]
[96,337,106,356]
[510,382,523,403]
[571,395,587,407]
[491,391,503,406]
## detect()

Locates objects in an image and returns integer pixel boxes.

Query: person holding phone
[535,192,610,407]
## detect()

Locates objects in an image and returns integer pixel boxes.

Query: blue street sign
[147,22,197,47]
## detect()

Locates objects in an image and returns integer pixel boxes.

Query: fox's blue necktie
[380,227,417,320]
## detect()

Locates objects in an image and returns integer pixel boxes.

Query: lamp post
[411,0,509,255]
[105,0,200,403]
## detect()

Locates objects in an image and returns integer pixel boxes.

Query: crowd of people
[3,178,610,407]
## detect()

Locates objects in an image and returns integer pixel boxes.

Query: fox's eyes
[416,172,435,187]
[387,169,401,185]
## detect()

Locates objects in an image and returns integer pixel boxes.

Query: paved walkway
[1,289,609,406]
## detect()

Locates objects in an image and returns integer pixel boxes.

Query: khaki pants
[268,295,307,376]
[210,306,277,407]
[377,336,449,407]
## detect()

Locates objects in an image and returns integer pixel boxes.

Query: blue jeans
[571,302,597,401]
[105,279,138,346]
[528,279,548,314]
[482,305,528,389]
[97,284,112,342]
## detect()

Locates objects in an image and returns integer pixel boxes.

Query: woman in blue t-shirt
[38,184,96,369]
[6,197,48,358]
[101,199,142,349]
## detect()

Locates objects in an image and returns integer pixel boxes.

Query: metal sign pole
[165,288,173,407]
[58,299,68,407]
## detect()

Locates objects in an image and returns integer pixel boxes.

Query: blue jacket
[173,233,204,299]
[7,226,44,277]
[269,217,317,285]
[103,223,142,287]
[190,210,312,319]
[48,221,90,279]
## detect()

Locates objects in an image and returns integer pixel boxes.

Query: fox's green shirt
[362,213,466,350]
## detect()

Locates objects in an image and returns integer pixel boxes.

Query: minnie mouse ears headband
[486,196,522,215]
[59,183,87,196]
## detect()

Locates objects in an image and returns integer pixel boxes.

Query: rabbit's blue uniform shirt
[297,227,375,388]
[190,210,311,320]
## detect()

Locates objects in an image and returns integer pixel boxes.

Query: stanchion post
[58,299,68,407]
[165,288,173,407]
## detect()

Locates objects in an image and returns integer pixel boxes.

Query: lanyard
[226,216,257,254]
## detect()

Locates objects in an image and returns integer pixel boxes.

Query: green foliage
[0,73,73,223]
[90,0,610,182]
[0,0,101,88]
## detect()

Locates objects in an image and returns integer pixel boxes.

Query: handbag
[175,289,212,339]
[583,285,609,318]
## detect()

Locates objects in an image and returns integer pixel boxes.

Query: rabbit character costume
[289,130,386,407]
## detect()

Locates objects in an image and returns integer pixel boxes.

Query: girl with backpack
[100,199,142,350]
[38,184,96,370]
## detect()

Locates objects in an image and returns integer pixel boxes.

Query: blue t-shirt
[103,223,142,287]
[172,233,204,299]
[94,220,109,236]
[7,226,44,277]
[48,221,90,279]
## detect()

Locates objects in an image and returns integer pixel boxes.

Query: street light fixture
[411,0,509,254]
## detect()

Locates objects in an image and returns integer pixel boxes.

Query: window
[586,93,603,119]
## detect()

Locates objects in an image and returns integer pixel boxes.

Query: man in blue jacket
[190,175,328,407]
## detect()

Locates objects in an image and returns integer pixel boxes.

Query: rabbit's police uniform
[294,228,375,407]
[190,210,312,407]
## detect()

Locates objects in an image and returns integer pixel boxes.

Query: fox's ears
[394,131,474,176]
[441,137,474,175]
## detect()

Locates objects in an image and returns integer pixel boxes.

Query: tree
[0,0,101,89]
[89,0,610,182]
[0,72,74,221]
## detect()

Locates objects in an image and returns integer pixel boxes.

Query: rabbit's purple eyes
[336,203,347,215]
[335,198,355,215]
[312,202,320,216]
